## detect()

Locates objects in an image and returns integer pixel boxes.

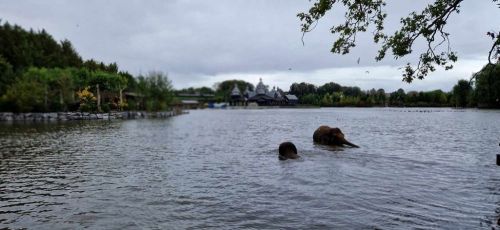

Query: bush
[101,103,111,113]
[127,99,138,110]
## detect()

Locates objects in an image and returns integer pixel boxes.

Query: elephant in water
[313,126,359,148]
[278,142,300,160]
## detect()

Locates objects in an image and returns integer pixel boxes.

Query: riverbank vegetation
[288,82,453,107]
[287,64,499,108]
[0,21,174,113]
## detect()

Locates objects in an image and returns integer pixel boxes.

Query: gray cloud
[0,0,498,91]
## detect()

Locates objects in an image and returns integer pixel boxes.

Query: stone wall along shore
[0,110,183,122]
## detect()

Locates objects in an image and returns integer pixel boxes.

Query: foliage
[289,81,382,106]
[486,31,500,64]
[0,66,162,112]
[136,71,174,111]
[0,21,150,112]
[317,82,342,95]
[1,74,46,112]
[0,21,80,72]
[176,86,215,95]
[401,90,449,107]
[289,82,317,97]
[339,96,361,107]
[290,81,387,106]
[0,55,14,94]
[389,88,406,106]
[474,63,500,108]
[213,80,254,102]
[77,87,97,112]
[452,80,472,107]
[301,93,320,105]
[298,0,499,82]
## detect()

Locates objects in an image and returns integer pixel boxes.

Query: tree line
[177,63,499,109]
[289,65,498,108]
[175,79,256,103]
[288,63,499,108]
[0,21,174,113]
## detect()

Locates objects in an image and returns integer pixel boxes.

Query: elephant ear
[330,128,343,137]
[290,143,297,154]
[329,128,344,145]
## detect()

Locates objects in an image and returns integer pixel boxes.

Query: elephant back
[313,125,332,144]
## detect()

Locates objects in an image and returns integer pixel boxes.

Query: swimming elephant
[278,142,300,160]
[313,126,359,148]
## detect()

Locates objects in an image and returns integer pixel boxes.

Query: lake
[1,108,499,229]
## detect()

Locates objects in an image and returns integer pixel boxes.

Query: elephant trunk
[342,138,359,148]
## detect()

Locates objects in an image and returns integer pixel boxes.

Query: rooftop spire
[231,83,241,96]
[256,78,266,95]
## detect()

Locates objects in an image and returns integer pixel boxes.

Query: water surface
[1,108,499,229]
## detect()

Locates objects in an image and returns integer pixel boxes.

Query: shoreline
[0,110,186,122]
[224,105,497,110]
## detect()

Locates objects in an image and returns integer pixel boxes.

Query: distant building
[229,83,245,106]
[284,94,298,105]
[229,78,298,106]
[180,100,200,110]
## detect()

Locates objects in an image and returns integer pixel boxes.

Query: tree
[341,86,363,97]
[0,55,14,94]
[119,71,138,92]
[22,67,76,111]
[376,88,386,105]
[176,86,215,95]
[2,74,46,112]
[214,80,254,101]
[301,93,320,105]
[0,21,140,112]
[452,79,472,107]
[320,93,334,106]
[298,0,500,82]
[289,82,317,97]
[389,88,406,106]
[113,75,128,110]
[137,71,174,111]
[198,87,215,95]
[0,21,87,72]
[60,39,82,67]
[317,82,342,96]
[474,63,500,108]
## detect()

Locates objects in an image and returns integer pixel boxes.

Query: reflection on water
[0,108,499,229]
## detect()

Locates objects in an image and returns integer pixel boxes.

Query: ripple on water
[1,108,500,229]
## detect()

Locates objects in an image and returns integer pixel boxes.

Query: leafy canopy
[298,0,500,83]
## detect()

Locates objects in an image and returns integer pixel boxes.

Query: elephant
[313,126,359,148]
[278,142,300,160]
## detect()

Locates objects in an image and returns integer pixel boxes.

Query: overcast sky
[1,0,498,92]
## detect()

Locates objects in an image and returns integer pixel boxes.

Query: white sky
[1,0,498,92]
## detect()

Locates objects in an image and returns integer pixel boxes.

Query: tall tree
[60,39,82,67]
[452,80,472,107]
[214,80,254,101]
[137,71,174,111]
[289,82,317,97]
[0,55,14,94]
[317,82,342,96]
[474,63,500,108]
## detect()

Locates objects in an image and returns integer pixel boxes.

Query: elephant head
[279,142,300,160]
[313,126,359,148]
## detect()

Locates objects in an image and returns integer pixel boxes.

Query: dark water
[1,108,499,229]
